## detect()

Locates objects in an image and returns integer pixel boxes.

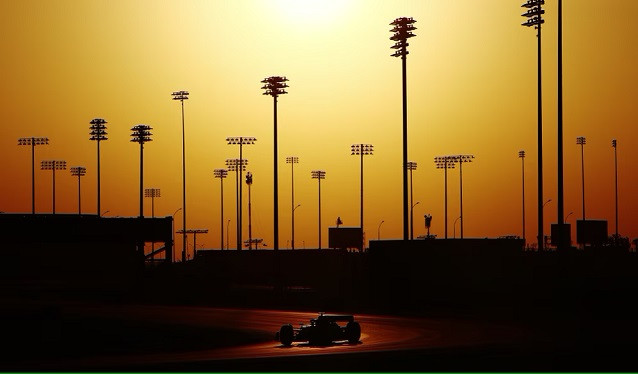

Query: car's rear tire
[346,321,361,343]
[279,324,294,346]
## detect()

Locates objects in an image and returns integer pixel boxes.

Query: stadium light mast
[226,158,248,250]
[227,137,256,250]
[407,161,417,240]
[172,90,189,260]
[70,166,87,215]
[261,76,288,251]
[351,144,374,251]
[40,160,66,214]
[18,136,49,214]
[214,168,228,250]
[390,16,416,242]
[453,154,475,239]
[576,136,586,221]
[311,170,326,249]
[144,188,161,218]
[434,156,455,239]
[286,156,299,249]
[131,124,153,218]
[521,0,545,250]
[89,118,108,217]
[246,171,254,250]
[519,150,526,243]
[612,139,618,237]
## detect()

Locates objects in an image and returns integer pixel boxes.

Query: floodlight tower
[18,136,49,214]
[311,170,326,249]
[521,0,545,250]
[454,154,474,239]
[390,16,416,242]
[519,150,526,243]
[612,139,618,236]
[171,90,189,260]
[407,161,417,240]
[131,124,153,218]
[226,158,248,250]
[351,144,374,251]
[227,137,256,249]
[214,168,228,250]
[434,156,455,239]
[286,156,300,249]
[89,118,108,216]
[261,76,288,251]
[40,160,66,214]
[70,166,87,215]
[246,171,253,250]
[144,188,161,218]
[576,136,586,221]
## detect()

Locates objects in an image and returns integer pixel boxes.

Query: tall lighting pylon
[40,160,66,214]
[286,156,299,249]
[172,90,189,260]
[519,150,526,243]
[214,168,228,250]
[407,161,417,240]
[131,124,153,218]
[89,118,107,216]
[18,136,49,214]
[351,144,374,251]
[576,136,586,221]
[390,16,417,242]
[434,156,455,239]
[70,166,87,215]
[226,158,248,250]
[311,170,326,249]
[227,137,256,250]
[612,139,618,237]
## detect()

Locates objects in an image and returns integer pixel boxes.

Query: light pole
[521,0,545,251]
[172,90,189,262]
[261,76,288,251]
[378,220,385,241]
[214,168,228,250]
[519,150,526,243]
[543,198,551,248]
[227,219,231,250]
[576,136,586,221]
[101,210,110,216]
[286,156,299,249]
[311,170,326,249]
[452,154,474,239]
[226,158,247,250]
[453,216,461,239]
[131,124,153,218]
[434,156,455,239]
[565,211,573,221]
[352,144,374,251]
[612,139,618,236]
[172,207,182,262]
[18,137,49,214]
[70,166,87,215]
[40,160,66,214]
[411,201,420,240]
[145,188,160,260]
[557,0,565,251]
[89,118,108,217]
[407,161,417,240]
[227,137,256,251]
[390,16,417,242]
[246,171,254,250]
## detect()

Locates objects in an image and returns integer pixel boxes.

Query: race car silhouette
[275,313,361,346]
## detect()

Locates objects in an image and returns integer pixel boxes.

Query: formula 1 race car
[275,313,361,346]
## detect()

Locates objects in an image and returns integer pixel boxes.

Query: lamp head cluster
[261,76,288,98]
[434,156,456,169]
[519,150,526,158]
[144,188,160,198]
[171,90,189,101]
[521,0,545,29]
[246,171,253,185]
[311,170,326,180]
[18,137,49,146]
[455,154,475,164]
[612,139,617,148]
[130,124,153,144]
[41,160,66,170]
[70,166,86,177]
[225,158,247,171]
[286,156,299,164]
[213,168,228,179]
[576,136,586,145]
[227,136,256,145]
[390,17,416,58]
[89,118,108,141]
[351,144,374,156]
[407,161,417,170]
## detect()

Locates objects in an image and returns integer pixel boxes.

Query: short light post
[261,76,289,251]
[434,156,455,239]
[131,124,153,218]
[226,158,247,250]
[352,144,374,251]
[176,229,208,260]
[89,118,108,217]
[172,90,189,262]
[519,150,526,242]
[214,168,228,250]
[246,171,253,250]
[411,201,420,239]
[70,166,87,215]
[576,136,586,221]
[407,161,417,240]
[453,216,461,239]
[40,160,66,214]
[612,139,618,236]
[18,137,49,214]
[286,156,299,249]
[311,170,326,249]
[378,220,385,241]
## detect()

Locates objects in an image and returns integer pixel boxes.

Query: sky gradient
[1,0,637,255]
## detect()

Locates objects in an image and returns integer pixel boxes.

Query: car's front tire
[346,321,361,343]
[279,324,294,346]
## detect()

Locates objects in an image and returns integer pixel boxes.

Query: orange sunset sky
[1,0,637,254]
